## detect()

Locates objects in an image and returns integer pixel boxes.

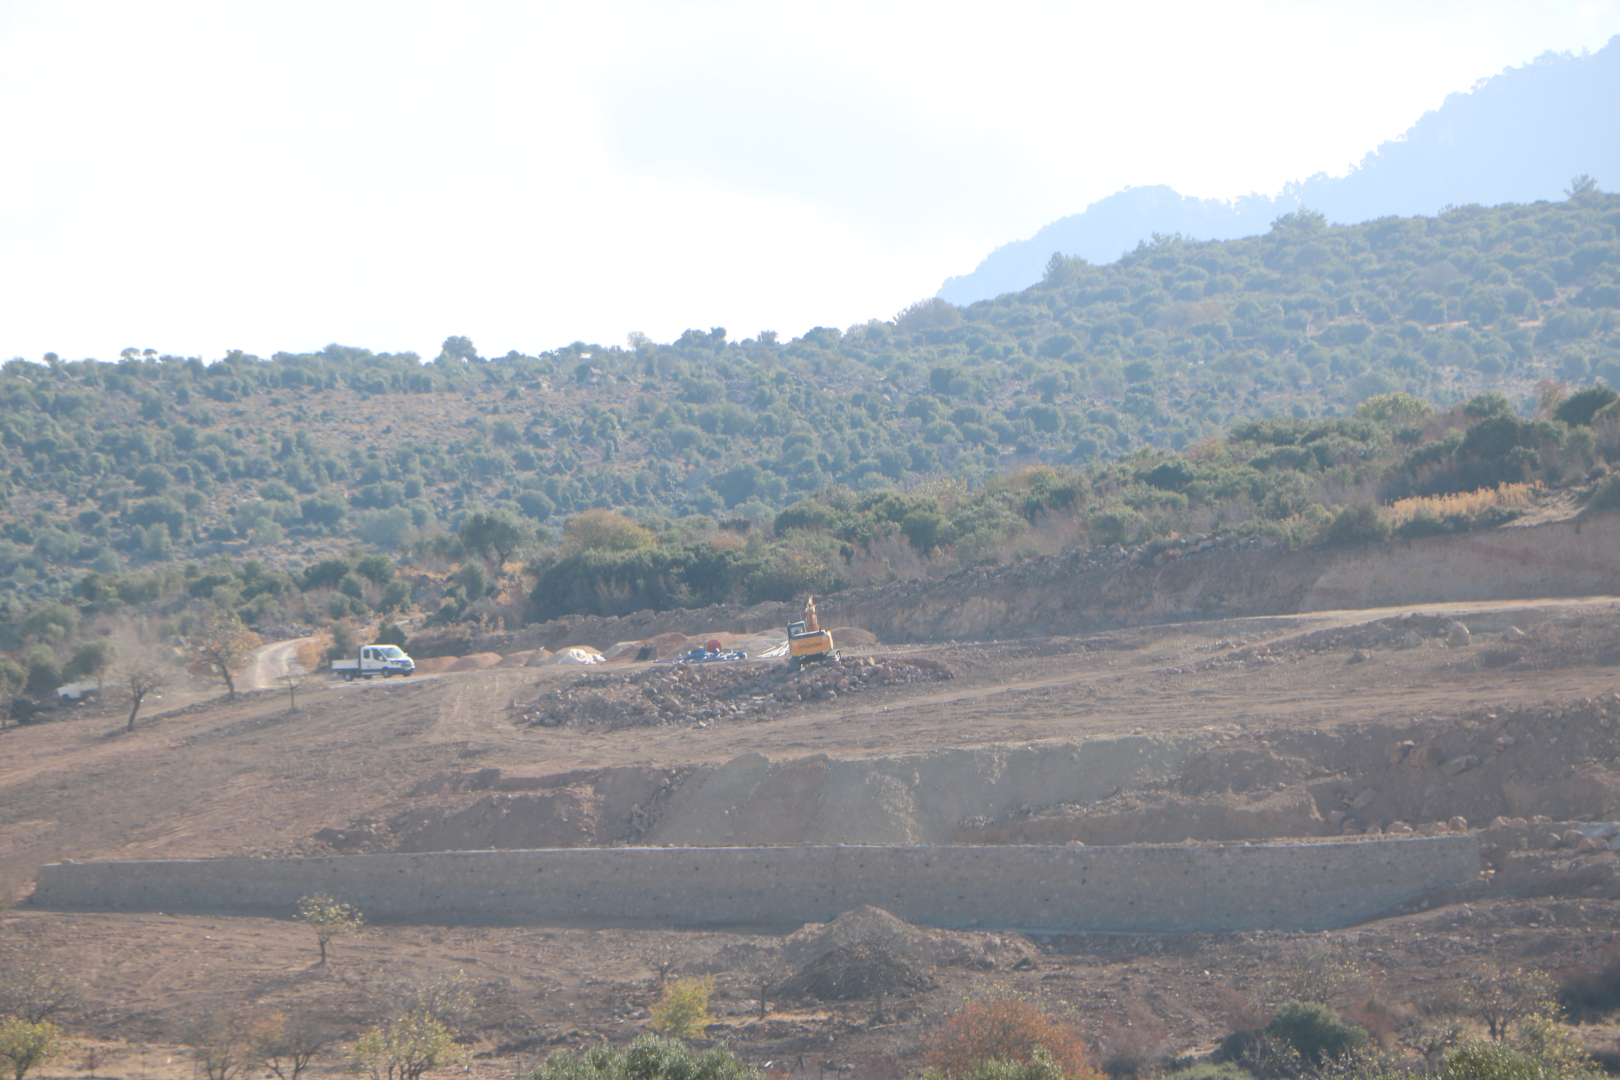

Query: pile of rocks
[515,655,952,729]
[771,656,951,703]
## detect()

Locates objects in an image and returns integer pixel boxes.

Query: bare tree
[280,671,312,713]
[248,1013,330,1080]
[185,608,259,701]
[0,966,80,1024]
[120,655,169,733]
[1459,967,1556,1041]
[643,942,687,993]
[181,1012,246,1080]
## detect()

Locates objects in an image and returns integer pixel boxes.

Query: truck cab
[332,644,416,681]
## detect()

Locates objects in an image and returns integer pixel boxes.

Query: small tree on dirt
[0,1018,58,1080]
[115,639,173,733]
[351,1011,465,1080]
[644,943,686,993]
[650,976,713,1040]
[182,1012,247,1080]
[186,608,260,701]
[1460,968,1557,1041]
[376,971,478,1037]
[0,966,81,1025]
[294,894,364,964]
[1261,944,1367,1007]
[748,954,787,1021]
[248,1013,329,1080]
[280,670,309,713]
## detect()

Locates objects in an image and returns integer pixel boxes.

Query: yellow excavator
[786,595,839,671]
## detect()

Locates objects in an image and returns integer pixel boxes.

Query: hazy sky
[2,0,1618,363]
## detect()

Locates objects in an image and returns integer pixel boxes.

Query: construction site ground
[3,595,1620,1080]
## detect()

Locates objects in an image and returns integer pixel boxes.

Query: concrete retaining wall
[31,836,1478,932]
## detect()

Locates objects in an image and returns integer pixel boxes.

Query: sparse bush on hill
[521,1035,762,1080]
[350,1011,465,1080]
[1265,1000,1369,1066]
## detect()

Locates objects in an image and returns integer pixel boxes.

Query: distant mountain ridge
[939,35,1620,304]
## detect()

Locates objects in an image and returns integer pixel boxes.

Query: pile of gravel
[514,656,952,729]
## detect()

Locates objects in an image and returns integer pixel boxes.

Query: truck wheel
[344,672,355,682]
[382,669,392,678]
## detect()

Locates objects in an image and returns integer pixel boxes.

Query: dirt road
[243,637,310,691]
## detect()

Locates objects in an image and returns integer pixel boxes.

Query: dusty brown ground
[3,596,1620,1080]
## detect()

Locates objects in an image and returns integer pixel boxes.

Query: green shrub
[1161,1065,1252,1080]
[1555,386,1620,427]
[1264,1000,1368,1066]
[909,1047,1070,1080]
[1320,503,1391,547]
[21,647,60,698]
[1589,474,1620,511]
[521,1035,762,1080]
[1438,1041,1549,1080]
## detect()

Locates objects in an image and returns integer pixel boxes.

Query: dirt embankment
[412,512,1620,656]
[310,685,1620,870]
[313,735,1214,853]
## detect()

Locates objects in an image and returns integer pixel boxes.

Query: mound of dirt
[781,905,932,968]
[776,939,936,1002]
[496,651,537,667]
[413,656,458,674]
[513,655,952,729]
[777,905,1032,978]
[829,627,879,646]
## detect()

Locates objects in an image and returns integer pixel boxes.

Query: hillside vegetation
[0,192,1618,689]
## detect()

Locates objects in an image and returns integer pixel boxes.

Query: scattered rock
[1447,622,1472,648]
[1410,745,1444,770]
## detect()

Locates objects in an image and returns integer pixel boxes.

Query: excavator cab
[786,598,838,672]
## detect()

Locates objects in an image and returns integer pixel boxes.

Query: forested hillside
[1,192,1618,697]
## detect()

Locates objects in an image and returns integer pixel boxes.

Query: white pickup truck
[331,644,416,681]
